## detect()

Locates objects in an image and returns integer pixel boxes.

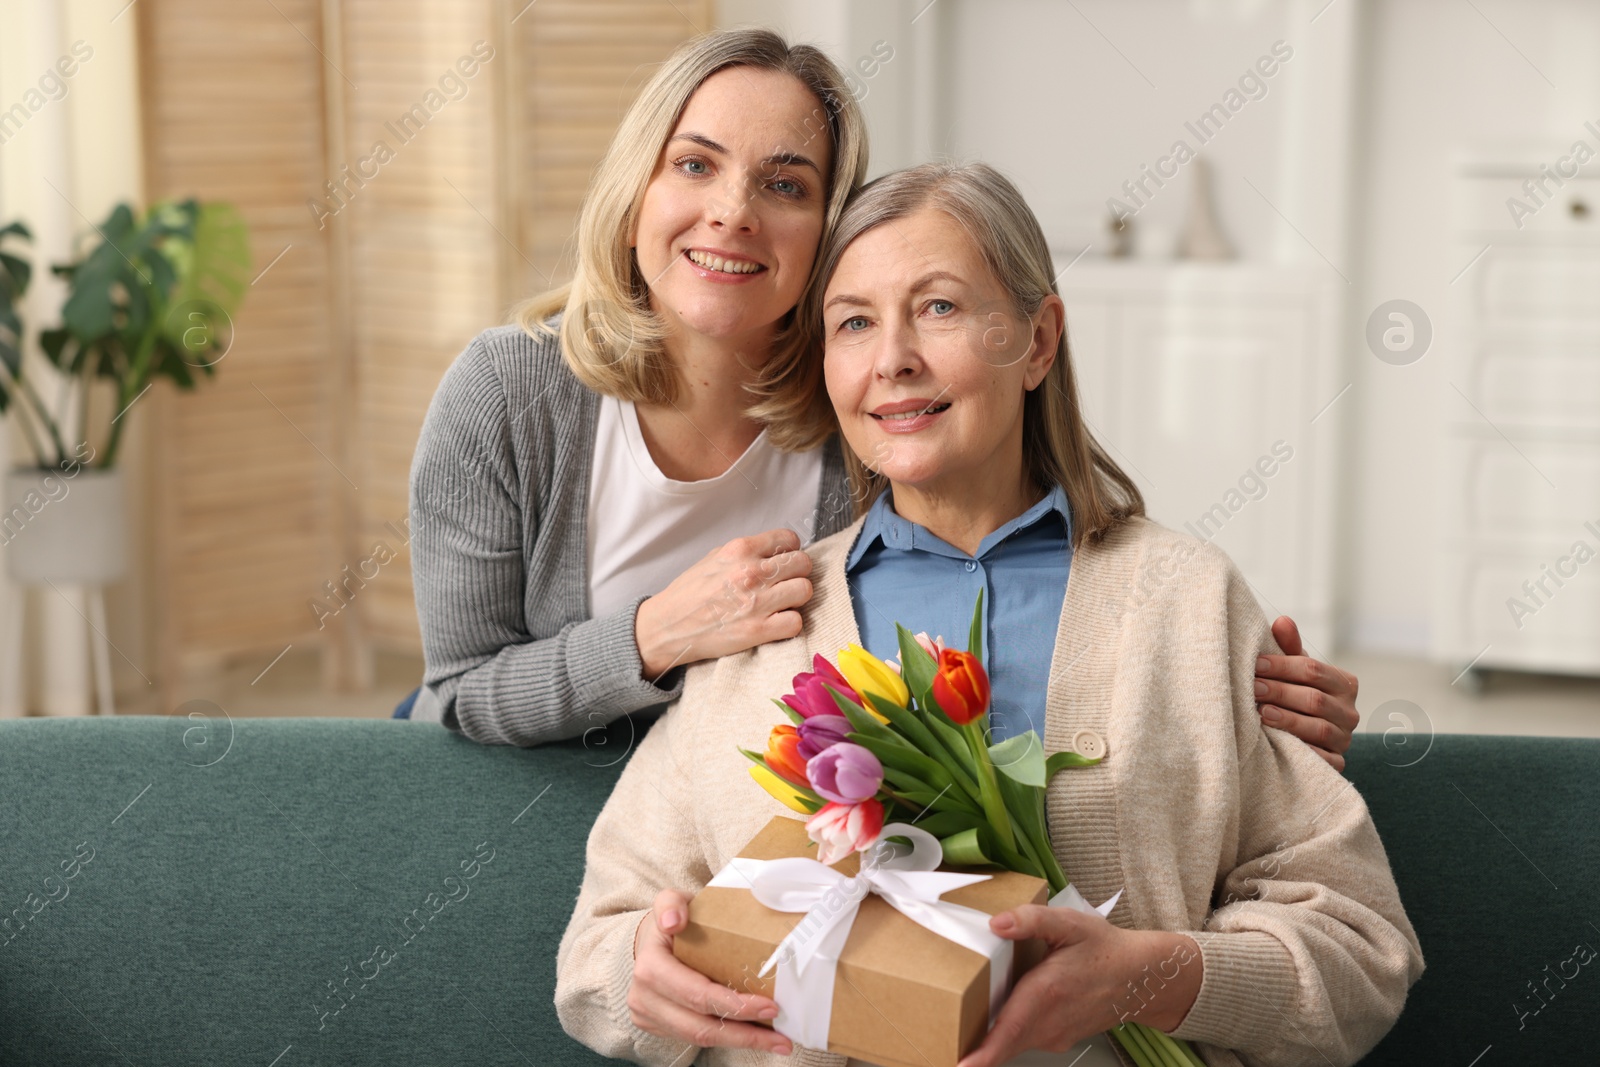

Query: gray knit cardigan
[408,324,852,747]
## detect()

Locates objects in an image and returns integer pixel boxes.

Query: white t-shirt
[585,395,825,620]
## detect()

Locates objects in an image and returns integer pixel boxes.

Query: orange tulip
[930,648,990,725]
[764,723,810,789]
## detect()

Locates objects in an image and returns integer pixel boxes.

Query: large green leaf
[36,326,70,373]
[0,333,19,382]
[0,251,30,300]
[59,245,121,338]
[1,221,32,379]
[161,200,250,358]
[990,731,1046,788]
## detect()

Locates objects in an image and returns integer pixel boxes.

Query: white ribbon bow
[706,822,1014,1051]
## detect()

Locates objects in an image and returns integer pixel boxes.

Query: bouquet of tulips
[740,594,1204,1067]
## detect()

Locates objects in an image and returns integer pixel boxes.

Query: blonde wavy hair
[805,161,1146,546]
[516,29,869,452]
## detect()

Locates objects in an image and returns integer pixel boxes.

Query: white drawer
[1455,175,1600,236]
[1477,247,1600,318]
[1436,547,1600,673]
[1467,330,1600,431]
[1441,437,1600,543]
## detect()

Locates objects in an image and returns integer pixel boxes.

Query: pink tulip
[812,655,860,702]
[782,655,863,720]
[806,742,884,805]
[806,798,885,865]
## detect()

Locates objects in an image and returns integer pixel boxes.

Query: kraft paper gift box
[673,815,1049,1067]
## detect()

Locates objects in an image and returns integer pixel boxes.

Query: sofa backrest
[0,715,631,1066]
[1344,730,1599,1064]
[1,718,1595,1065]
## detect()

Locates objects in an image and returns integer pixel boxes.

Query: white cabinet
[1058,261,1343,656]
[1435,161,1600,677]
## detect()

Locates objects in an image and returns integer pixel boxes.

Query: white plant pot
[2,467,129,584]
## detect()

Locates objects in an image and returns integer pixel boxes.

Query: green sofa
[1,715,1595,1064]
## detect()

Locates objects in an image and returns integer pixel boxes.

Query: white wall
[720,0,1600,660]
[1346,0,1600,653]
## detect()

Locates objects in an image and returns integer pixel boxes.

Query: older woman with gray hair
[554,161,1423,1067]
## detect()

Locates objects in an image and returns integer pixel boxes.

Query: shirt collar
[846,483,1073,570]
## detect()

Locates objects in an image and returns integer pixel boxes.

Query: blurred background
[1,0,1596,741]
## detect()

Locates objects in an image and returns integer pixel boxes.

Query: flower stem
[962,720,1014,852]
[1143,1026,1189,1067]
[1111,1024,1160,1067]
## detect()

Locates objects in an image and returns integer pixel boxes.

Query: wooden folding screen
[137,0,710,706]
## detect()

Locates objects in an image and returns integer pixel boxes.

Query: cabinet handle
[1570,199,1590,219]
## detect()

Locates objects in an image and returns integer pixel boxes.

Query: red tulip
[930,648,990,725]
[764,724,810,789]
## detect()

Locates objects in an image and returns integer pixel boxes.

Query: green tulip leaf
[772,698,805,726]
[990,731,1046,788]
[1046,750,1103,777]
[829,685,903,745]
[903,810,983,839]
[894,624,938,701]
[938,828,1001,868]
[967,588,985,661]
[849,733,957,794]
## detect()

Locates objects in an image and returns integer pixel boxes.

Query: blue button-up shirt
[845,486,1073,741]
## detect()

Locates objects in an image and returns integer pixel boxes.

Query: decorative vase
[1177,157,1235,261]
[2,467,128,585]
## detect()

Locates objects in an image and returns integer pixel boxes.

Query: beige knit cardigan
[554,516,1425,1067]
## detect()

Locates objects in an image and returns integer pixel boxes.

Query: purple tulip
[797,714,851,760]
[806,742,884,805]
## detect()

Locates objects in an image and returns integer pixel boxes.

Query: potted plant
[0,200,250,584]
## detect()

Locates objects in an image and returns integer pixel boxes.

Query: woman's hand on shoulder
[629,888,793,1055]
[634,528,814,678]
[956,905,1202,1067]
[1254,615,1360,771]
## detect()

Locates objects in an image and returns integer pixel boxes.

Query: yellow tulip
[750,764,812,814]
[836,643,908,719]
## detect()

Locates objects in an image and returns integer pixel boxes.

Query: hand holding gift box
[677,594,1208,1067]
[674,816,1049,1067]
